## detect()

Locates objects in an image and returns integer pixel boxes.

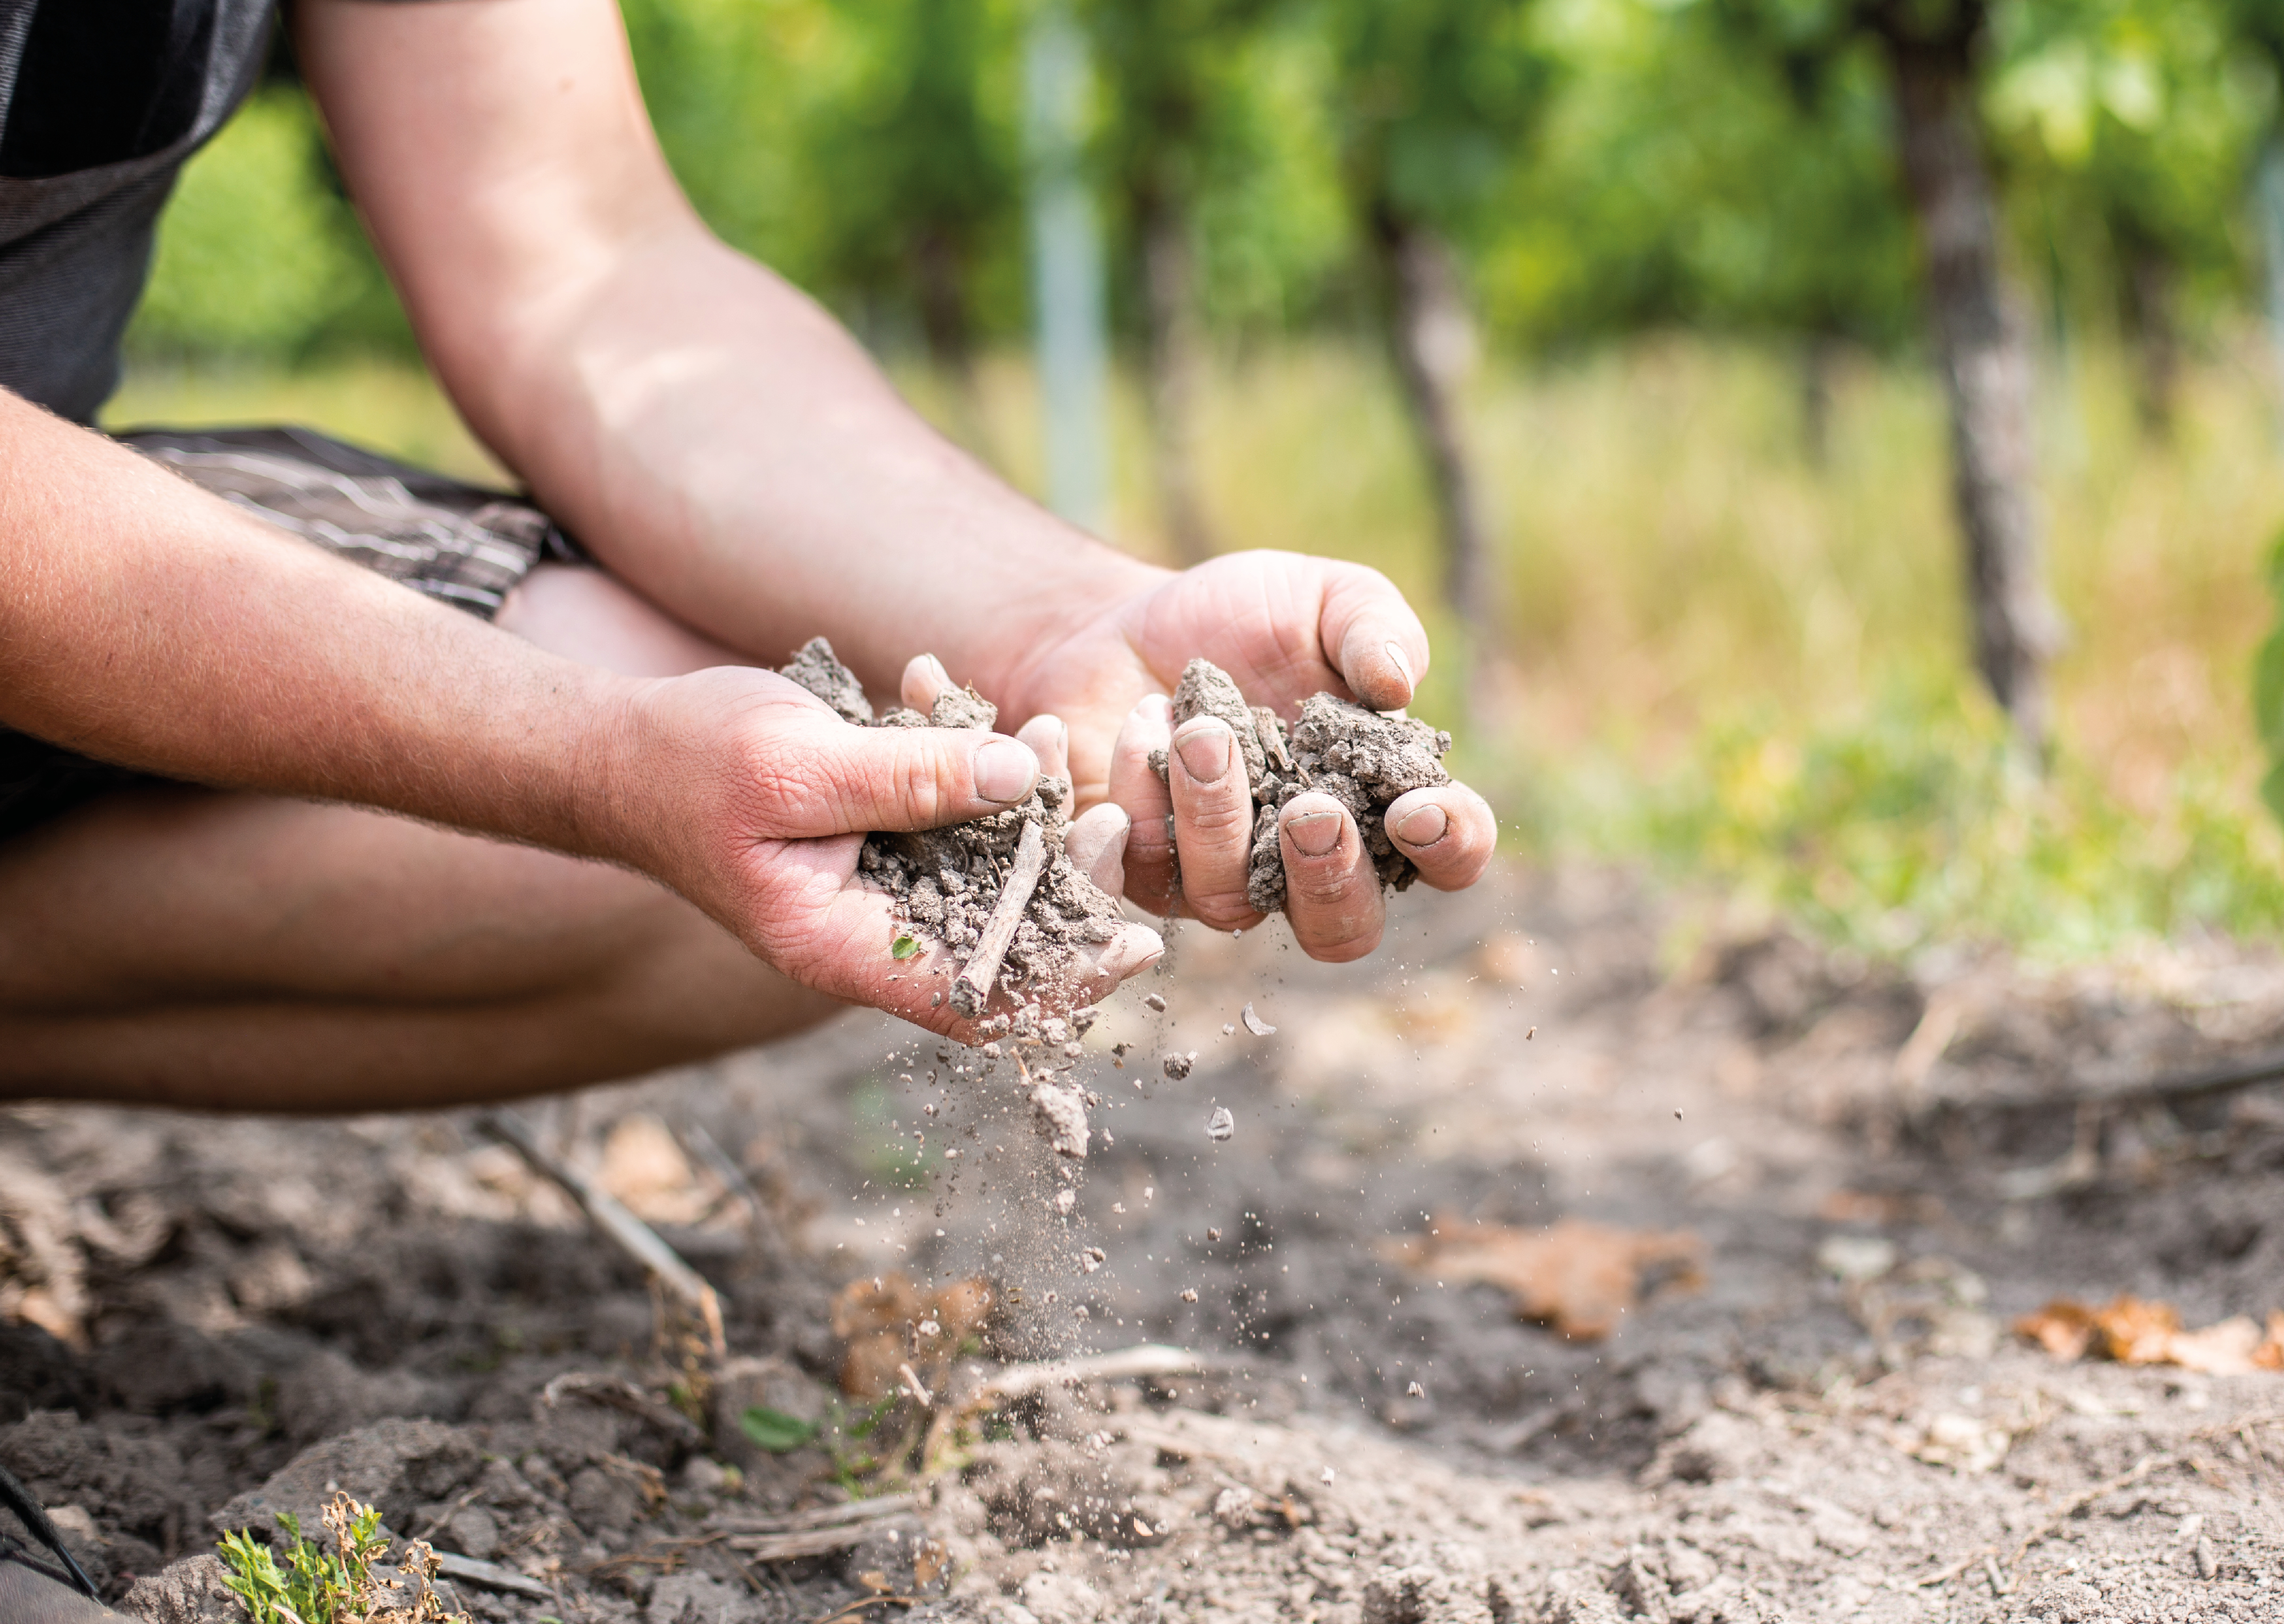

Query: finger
[1167,716,1263,931]
[1064,802,1132,899]
[1105,693,1175,913]
[1384,783,1498,892]
[900,652,955,713]
[1278,791,1384,962]
[758,719,1038,837]
[1320,563,1431,711]
[1016,713,1071,786]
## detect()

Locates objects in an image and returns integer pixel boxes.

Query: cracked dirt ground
[5,865,2283,1622]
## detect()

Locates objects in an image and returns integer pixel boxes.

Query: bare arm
[296,0,1156,703]
[0,392,1083,1028]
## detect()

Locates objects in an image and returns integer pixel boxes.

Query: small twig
[708,1494,921,1536]
[542,1371,706,1447]
[1934,1045,2284,1119]
[1919,1453,2170,1587]
[431,1550,553,1599]
[812,1596,914,1624]
[950,819,1046,1018]
[921,1344,1217,1468]
[476,1108,726,1357]
[678,1119,784,1254]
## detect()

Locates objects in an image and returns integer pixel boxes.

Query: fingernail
[973,737,1037,803]
[1385,642,1414,687]
[1174,718,1233,784]
[1136,692,1173,727]
[925,654,952,687]
[1394,803,1448,847]
[1286,809,1343,856]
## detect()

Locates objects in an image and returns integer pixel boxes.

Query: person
[0,0,1496,1122]
[0,5,1499,1606]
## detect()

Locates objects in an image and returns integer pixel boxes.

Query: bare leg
[0,567,838,1111]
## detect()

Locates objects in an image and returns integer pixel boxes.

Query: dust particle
[1205,1106,1235,1143]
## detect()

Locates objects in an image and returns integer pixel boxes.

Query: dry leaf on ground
[595,1114,716,1225]
[1379,1217,1705,1340]
[832,1270,998,1398]
[2016,1296,2284,1375]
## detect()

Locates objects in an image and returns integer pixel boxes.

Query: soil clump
[1155,658,1453,914]
[777,639,1125,1026]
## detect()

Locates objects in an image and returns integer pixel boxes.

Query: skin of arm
[0,388,1111,1032]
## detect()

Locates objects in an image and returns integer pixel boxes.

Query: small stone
[1205,1107,1235,1143]
[2197,1537,2218,1579]
[1320,1467,1336,1485]
[1407,1381,1425,1398]
[1241,1003,1276,1036]
[1054,1188,1077,1216]
[1163,1053,1194,1081]
[1222,1023,1236,1036]
[1180,1288,1198,1303]
[1207,1227,1222,1242]
[1145,993,1168,1013]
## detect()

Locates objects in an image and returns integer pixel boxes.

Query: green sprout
[739,1406,820,1453]
[890,933,921,959]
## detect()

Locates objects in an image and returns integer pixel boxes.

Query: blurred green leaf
[740,1406,820,1452]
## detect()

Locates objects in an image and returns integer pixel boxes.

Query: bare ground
[5,864,2283,1624]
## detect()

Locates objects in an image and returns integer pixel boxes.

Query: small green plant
[890,932,922,959]
[739,1405,819,1453]
[216,1494,468,1624]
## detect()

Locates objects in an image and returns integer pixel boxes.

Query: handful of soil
[1151,657,1453,913]
[778,639,1126,1024]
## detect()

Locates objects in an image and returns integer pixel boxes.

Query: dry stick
[949,819,1047,1018]
[477,1108,726,1357]
[678,1118,785,1255]
[1919,1453,2170,1587]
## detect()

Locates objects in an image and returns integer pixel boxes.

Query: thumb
[765,720,1040,837]
[1319,562,1429,711]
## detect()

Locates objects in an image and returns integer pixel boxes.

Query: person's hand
[608,665,1162,1035]
[986,550,1497,962]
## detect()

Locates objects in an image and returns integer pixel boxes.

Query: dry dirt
[6,864,2284,1624]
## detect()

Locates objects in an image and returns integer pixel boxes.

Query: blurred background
[110,0,2284,962]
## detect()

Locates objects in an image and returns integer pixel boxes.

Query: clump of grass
[217,1494,469,1624]
[1512,674,2284,961]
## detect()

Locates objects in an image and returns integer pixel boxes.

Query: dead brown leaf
[833,1271,998,1399]
[595,1114,713,1225]
[2016,1296,2284,1375]
[1378,1217,1705,1340]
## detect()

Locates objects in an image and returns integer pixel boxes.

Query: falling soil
[1154,658,1453,913]
[777,639,1126,1027]
[8,867,2284,1623]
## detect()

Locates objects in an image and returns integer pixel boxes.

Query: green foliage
[129,90,373,357]
[739,1405,821,1452]
[1565,676,2284,959]
[2253,528,2284,827]
[215,1500,391,1624]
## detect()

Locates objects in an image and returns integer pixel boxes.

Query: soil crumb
[1157,656,1452,914]
[776,639,1126,1027]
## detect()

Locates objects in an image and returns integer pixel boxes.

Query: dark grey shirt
[0,0,274,422]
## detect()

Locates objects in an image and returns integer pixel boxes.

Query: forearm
[0,393,639,860]
[297,0,1160,706]
[447,229,1164,701]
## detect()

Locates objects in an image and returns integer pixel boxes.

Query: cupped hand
[613,665,1161,1037]
[991,550,1497,960]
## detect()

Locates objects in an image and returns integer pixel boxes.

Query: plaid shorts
[0,426,579,843]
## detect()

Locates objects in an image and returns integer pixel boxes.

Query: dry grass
[109,333,2284,954]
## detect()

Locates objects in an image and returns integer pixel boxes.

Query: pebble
[1241,1003,1276,1036]
[1055,1189,1077,1216]
[1180,1288,1199,1302]
[1145,993,1168,1012]
[1164,1053,1195,1081]
[1407,1382,1425,1398]
[1320,1467,1336,1486]
[1205,1107,1235,1143]
[1207,1227,1222,1242]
